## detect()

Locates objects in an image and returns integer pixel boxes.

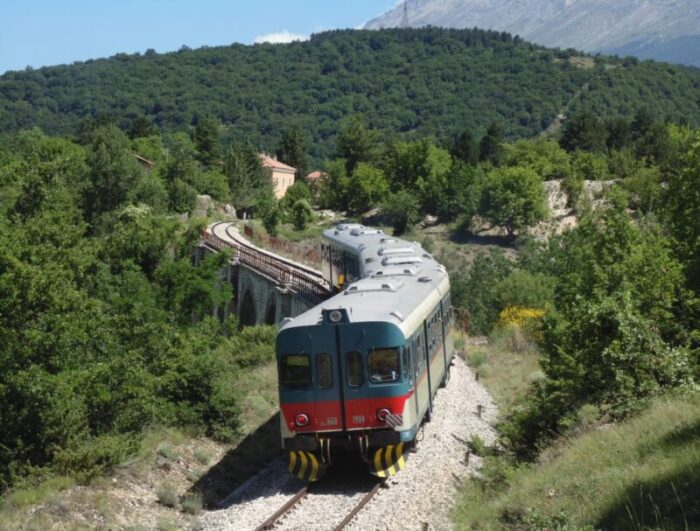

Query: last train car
[276,224,454,481]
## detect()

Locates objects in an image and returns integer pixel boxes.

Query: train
[276,224,454,481]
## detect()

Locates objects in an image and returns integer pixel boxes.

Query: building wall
[271,169,295,198]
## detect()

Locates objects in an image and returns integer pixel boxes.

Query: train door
[338,325,369,432]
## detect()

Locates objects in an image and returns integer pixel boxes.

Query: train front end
[277,308,417,481]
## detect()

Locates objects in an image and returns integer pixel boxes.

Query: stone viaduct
[198,222,330,326]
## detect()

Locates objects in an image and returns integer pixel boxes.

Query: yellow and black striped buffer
[370,443,407,478]
[288,451,325,482]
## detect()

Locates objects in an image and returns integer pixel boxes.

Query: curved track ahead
[203,222,331,305]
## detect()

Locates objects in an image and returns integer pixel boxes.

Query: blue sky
[0,1,400,74]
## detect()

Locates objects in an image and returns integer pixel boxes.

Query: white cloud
[253,31,309,44]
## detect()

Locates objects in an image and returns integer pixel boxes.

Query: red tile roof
[305,170,326,181]
[259,153,296,172]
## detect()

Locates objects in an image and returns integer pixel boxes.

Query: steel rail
[333,481,383,531]
[202,223,331,304]
[254,486,309,531]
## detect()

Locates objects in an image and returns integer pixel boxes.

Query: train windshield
[368,347,400,383]
[281,354,311,388]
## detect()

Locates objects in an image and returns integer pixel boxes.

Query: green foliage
[318,159,349,211]
[0,130,276,493]
[664,132,700,294]
[381,189,421,235]
[560,110,608,153]
[450,250,514,335]
[224,142,269,217]
[192,115,221,167]
[129,175,169,212]
[276,127,308,180]
[479,122,505,164]
[2,29,700,158]
[346,163,389,214]
[452,128,479,165]
[256,190,281,236]
[335,114,380,173]
[83,124,141,224]
[290,199,313,231]
[571,150,609,181]
[493,270,554,311]
[504,201,695,457]
[480,166,547,236]
[503,139,570,180]
[455,393,699,531]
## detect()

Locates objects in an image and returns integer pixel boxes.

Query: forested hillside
[2,28,700,160]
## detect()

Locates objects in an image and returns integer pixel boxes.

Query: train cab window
[368,348,400,383]
[346,351,364,387]
[316,353,333,389]
[281,354,311,388]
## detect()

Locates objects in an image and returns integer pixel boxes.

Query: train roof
[279,224,450,337]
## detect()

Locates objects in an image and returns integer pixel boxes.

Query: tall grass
[454,392,700,529]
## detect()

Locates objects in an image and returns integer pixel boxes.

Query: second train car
[276,224,454,481]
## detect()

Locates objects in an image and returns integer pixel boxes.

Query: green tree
[318,159,349,211]
[192,115,221,167]
[276,127,308,180]
[452,128,480,165]
[336,115,380,174]
[128,175,169,212]
[291,199,313,231]
[83,125,141,224]
[347,163,389,215]
[256,190,281,236]
[280,180,312,220]
[505,202,693,457]
[503,139,570,180]
[450,250,513,335]
[664,133,700,293]
[382,189,421,235]
[560,110,607,153]
[479,122,505,165]
[128,116,156,139]
[480,166,547,237]
[224,142,270,218]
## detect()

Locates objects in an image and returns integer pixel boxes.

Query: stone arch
[265,297,277,325]
[240,289,257,327]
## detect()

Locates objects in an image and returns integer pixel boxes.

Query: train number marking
[352,415,366,424]
[320,417,338,427]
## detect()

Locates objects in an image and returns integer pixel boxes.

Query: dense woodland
[0,27,698,526]
[2,28,700,161]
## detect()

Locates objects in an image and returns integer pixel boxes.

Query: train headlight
[294,413,310,427]
[376,408,391,422]
[329,310,343,323]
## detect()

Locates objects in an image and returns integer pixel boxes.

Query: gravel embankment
[202,356,497,531]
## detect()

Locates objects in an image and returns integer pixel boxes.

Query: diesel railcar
[276,224,454,481]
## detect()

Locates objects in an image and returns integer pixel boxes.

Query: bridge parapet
[200,223,331,325]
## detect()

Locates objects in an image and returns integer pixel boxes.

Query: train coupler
[368,442,408,478]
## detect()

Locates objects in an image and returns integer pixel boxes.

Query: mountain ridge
[365,0,700,67]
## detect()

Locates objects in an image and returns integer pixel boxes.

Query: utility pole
[401,0,409,28]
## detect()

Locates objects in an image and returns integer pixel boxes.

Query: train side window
[402,346,410,381]
[368,347,400,383]
[316,353,333,389]
[346,351,364,387]
[281,354,311,388]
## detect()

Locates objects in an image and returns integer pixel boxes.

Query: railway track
[203,221,331,304]
[254,480,383,531]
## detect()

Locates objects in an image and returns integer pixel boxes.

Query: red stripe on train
[280,392,412,432]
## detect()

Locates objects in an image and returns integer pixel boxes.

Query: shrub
[181,493,203,515]
[156,482,178,508]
